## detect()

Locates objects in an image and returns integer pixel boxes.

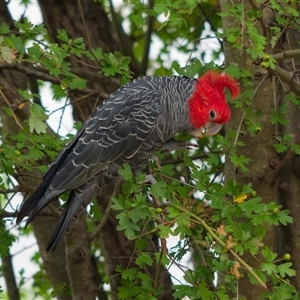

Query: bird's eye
[209,110,216,119]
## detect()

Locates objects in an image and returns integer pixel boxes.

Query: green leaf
[277,262,296,278]
[135,253,153,267]
[154,3,169,15]
[261,246,277,261]
[159,164,175,176]
[91,47,103,60]
[27,43,43,59]
[127,204,148,222]
[207,153,220,166]
[0,23,10,34]
[111,195,127,210]
[150,181,168,198]
[290,144,300,155]
[29,103,48,134]
[157,224,174,238]
[69,76,87,90]
[230,153,250,172]
[154,252,169,266]
[277,209,293,226]
[118,163,133,181]
[4,36,24,55]
[116,213,140,239]
[57,29,69,42]
[274,143,287,153]
[122,268,137,280]
[120,56,131,68]
[261,262,278,275]
[52,84,67,100]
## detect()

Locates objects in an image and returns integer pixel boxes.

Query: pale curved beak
[189,122,223,138]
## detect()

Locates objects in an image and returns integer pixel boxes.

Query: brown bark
[278,24,300,292]
[220,0,280,298]
[38,0,118,122]
[96,183,174,300]
[64,213,98,300]
[34,0,174,298]
[1,252,20,300]
[0,1,71,298]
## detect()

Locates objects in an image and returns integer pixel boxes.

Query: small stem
[172,204,267,289]
[89,198,112,241]
[0,89,23,129]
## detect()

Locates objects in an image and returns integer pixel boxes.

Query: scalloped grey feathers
[17,75,197,252]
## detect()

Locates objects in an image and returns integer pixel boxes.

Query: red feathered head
[188,71,240,137]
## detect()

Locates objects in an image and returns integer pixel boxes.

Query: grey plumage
[17,76,198,252]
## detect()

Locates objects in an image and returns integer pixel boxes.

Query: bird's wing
[50,79,162,191]
[17,78,163,224]
[16,125,88,223]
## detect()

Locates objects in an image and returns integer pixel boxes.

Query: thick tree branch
[273,49,300,62]
[0,63,114,96]
[64,212,98,300]
[198,3,223,49]
[140,0,155,75]
[1,252,20,300]
[109,0,140,75]
[267,64,300,95]
[265,136,300,185]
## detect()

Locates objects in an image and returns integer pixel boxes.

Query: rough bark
[0,1,71,298]
[220,0,280,298]
[1,252,20,300]
[33,1,174,298]
[38,0,118,122]
[96,183,174,300]
[278,24,300,292]
[64,213,98,300]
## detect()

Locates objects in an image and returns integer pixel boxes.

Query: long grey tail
[16,181,63,226]
[46,182,96,253]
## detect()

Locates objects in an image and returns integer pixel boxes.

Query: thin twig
[57,97,69,135]
[77,0,93,51]
[266,136,300,185]
[233,73,269,146]
[0,89,23,129]
[141,0,154,74]
[172,203,268,289]
[0,63,109,95]
[89,198,113,241]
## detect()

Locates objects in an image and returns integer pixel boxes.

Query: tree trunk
[35,1,174,298]
[0,1,71,298]
[221,0,281,298]
[278,24,300,292]
[220,1,300,300]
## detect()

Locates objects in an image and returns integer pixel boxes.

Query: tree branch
[198,3,223,49]
[140,0,155,75]
[109,0,140,75]
[273,49,300,62]
[265,136,300,185]
[0,62,114,96]
[0,210,18,218]
[89,198,113,241]
[1,252,20,300]
[267,64,300,95]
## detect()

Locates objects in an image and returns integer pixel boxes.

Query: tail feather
[46,182,96,253]
[24,189,63,227]
[16,183,62,225]
[16,185,47,224]
[17,126,86,225]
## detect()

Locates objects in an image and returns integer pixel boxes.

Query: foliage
[0,0,300,299]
